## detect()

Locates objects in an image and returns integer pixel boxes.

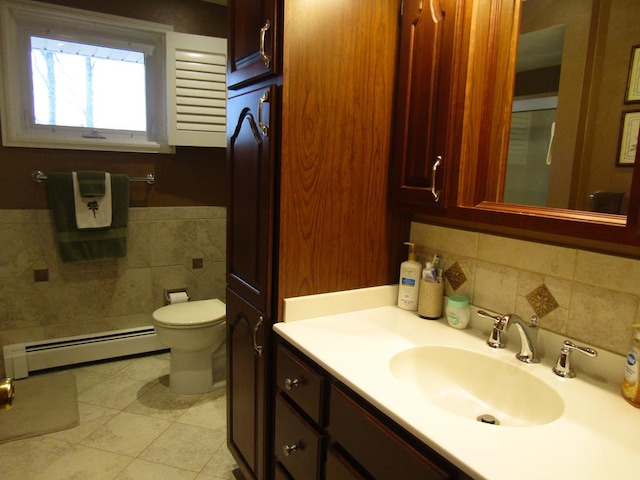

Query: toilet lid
[153,299,226,327]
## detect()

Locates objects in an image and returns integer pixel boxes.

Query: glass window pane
[30,36,147,131]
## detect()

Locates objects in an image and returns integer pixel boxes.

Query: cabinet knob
[282,443,299,456]
[284,377,300,391]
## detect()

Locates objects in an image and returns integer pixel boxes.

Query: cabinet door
[226,287,270,480]
[227,0,281,89]
[391,0,464,209]
[227,84,278,312]
[329,385,451,480]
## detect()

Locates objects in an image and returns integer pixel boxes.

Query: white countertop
[274,286,640,480]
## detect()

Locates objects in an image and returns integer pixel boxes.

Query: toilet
[152,298,226,395]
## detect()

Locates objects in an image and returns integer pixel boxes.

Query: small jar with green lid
[446,295,470,329]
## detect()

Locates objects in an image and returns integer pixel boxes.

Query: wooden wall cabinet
[226,288,270,479]
[226,7,280,479]
[391,0,470,210]
[274,340,473,480]
[227,1,406,478]
[227,0,281,90]
[227,83,278,312]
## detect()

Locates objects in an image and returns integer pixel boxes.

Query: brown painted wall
[0,0,227,209]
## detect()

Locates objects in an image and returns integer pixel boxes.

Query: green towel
[76,171,106,197]
[47,173,130,262]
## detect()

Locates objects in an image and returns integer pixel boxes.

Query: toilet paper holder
[164,288,190,305]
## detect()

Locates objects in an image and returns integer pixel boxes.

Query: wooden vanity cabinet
[274,340,472,480]
[390,0,470,210]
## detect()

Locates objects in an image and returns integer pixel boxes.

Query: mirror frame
[415,0,640,258]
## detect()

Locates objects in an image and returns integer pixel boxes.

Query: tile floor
[0,352,238,480]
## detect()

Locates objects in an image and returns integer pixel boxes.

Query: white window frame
[0,0,174,153]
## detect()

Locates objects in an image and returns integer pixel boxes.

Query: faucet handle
[478,310,507,348]
[552,340,598,378]
[477,310,502,322]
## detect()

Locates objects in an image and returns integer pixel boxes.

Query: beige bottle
[622,323,640,408]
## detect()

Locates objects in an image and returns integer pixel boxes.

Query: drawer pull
[431,155,442,201]
[259,20,271,67]
[282,443,300,456]
[284,377,300,391]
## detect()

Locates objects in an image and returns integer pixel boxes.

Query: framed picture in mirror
[617,110,640,166]
[625,45,640,103]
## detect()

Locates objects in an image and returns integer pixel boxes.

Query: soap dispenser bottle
[622,323,640,408]
[397,242,422,311]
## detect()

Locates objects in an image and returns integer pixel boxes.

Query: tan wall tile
[0,207,226,366]
[478,234,575,279]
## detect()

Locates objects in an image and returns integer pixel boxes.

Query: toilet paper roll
[168,291,190,304]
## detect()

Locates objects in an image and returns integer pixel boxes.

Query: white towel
[72,172,112,229]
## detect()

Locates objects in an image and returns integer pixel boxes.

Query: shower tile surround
[411,222,640,356]
[0,207,226,376]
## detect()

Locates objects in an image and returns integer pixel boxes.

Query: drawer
[328,385,451,480]
[275,462,293,480]
[326,446,365,480]
[275,395,323,480]
[277,344,325,424]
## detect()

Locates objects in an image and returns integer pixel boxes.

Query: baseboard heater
[3,326,167,379]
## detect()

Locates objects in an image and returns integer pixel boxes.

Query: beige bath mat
[0,371,79,443]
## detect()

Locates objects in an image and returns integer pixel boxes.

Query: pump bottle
[397,242,422,311]
[622,323,640,408]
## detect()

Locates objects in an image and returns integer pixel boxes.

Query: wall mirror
[500,0,637,214]
[444,0,640,255]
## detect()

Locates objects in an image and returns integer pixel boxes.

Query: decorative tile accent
[444,262,467,291]
[526,284,559,318]
[192,258,204,269]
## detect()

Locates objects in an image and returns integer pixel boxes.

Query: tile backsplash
[0,207,226,375]
[411,222,640,356]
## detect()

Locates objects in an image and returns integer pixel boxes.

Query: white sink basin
[389,346,564,427]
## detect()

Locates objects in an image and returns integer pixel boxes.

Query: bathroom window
[0,0,172,153]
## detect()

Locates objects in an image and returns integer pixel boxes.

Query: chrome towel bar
[31,170,155,185]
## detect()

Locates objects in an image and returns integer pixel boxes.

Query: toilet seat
[153,298,226,329]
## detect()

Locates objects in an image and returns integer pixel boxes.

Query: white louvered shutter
[166,32,227,147]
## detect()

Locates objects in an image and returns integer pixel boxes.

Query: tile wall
[411,222,640,356]
[0,207,226,375]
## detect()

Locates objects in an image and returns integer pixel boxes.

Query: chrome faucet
[478,310,540,363]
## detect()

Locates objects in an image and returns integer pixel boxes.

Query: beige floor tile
[70,368,112,393]
[3,353,235,480]
[46,402,119,443]
[118,355,170,384]
[125,381,202,421]
[0,436,71,480]
[201,444,239,479]
[79,357,137,375]
[80,411,172,456]
[78,374,154,409]
[140,423,226,472]
[114,458,198,480]
[33,444,133,480]
[178,388,226,431]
